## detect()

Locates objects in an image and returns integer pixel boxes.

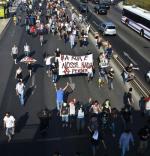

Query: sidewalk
[0,0,21,39]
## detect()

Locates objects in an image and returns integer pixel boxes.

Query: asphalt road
[0,1,149,156]
[69,0,150,90]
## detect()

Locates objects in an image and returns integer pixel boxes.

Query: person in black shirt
[60,102,69,127]
[27,62,32,77]
[138,125,150,154]
[121,107,133,130]
[107,67,114,90]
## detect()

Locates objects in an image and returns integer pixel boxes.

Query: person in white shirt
[69,99,76,128]
[24,43,30,56]
[3,112,15,142]
[45,55,53,76]
[76,105,85,134]
[11,44,18,64]
[16,81,25,106]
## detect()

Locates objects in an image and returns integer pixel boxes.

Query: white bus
[121,5,150,40]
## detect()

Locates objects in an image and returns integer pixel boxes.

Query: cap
[63,102,67,106]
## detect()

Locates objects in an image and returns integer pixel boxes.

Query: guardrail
[66,0,150,97]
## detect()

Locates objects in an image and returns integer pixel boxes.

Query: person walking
[119,129,134,156]
[11,44,18,64]
[39,33,44,46]
[60,102,69,127]
[16,81,25,106]
[69,99,76,128]
[88,127,106,156]
[15,66,23,82]
[107,67,115,90]
[3,112,15,142]
[24,43,30,56]
[76,104,85,134]
[69,33,75,49]
[124,88,134,110]
[138,125,150,155]
[27,62,33,77]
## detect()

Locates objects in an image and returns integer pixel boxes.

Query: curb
[0,19,12,41]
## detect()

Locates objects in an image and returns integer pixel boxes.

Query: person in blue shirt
[55,82,69,112]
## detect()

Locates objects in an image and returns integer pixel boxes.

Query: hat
[129,63,133,67]
[63,102,67,106]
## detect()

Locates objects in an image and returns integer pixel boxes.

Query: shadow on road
[15,112,29,133]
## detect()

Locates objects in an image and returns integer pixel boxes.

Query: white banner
[58,54,93,75]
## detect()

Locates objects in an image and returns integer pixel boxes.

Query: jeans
[121,145,129,156]
[52,74,57,83]
[62,115,69,122]
[56,101,63,111]
[18,91,24,106]
[76,118,85,132]
[70,41,74,49]
[6,127,15,139]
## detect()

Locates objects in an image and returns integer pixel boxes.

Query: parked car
[98,22,116,35]
[94,4,107,15]
[79,3,89,13]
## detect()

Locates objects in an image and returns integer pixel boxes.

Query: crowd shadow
[15,112,29,133]
[32,63,44,73]
[25,86,35,104]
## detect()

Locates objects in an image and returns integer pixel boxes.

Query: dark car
[80,0,88,3]
[101,2,110,10]
[94,4,107,15]
[79,4,89,13]
[91,0,99,4]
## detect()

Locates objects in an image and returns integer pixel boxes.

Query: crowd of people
[2,0,150,156]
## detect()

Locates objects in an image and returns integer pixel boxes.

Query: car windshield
[107,26,116,29]
[99,5,106,9]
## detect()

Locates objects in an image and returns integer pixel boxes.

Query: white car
[98,22,116,35]
[145,71,150,83]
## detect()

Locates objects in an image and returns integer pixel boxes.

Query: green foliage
[127,0,150,11]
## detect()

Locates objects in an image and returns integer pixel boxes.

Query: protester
[119,129,134,156]
[69,99,76,128]
[11,44,18,64]
[15,66,23,82]
[138,125,150,154]
[60,102,69,127]
[55,82,69,112]
[107,67,115,90]
[27,62,33,77]
[3,112,15,142]
[24,43,30,56]
[76,104,85,134]
[121,107,133,130]
[16,80,25,106]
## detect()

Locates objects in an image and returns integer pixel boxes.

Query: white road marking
[92,21,99,27]
[123,51,138,65]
